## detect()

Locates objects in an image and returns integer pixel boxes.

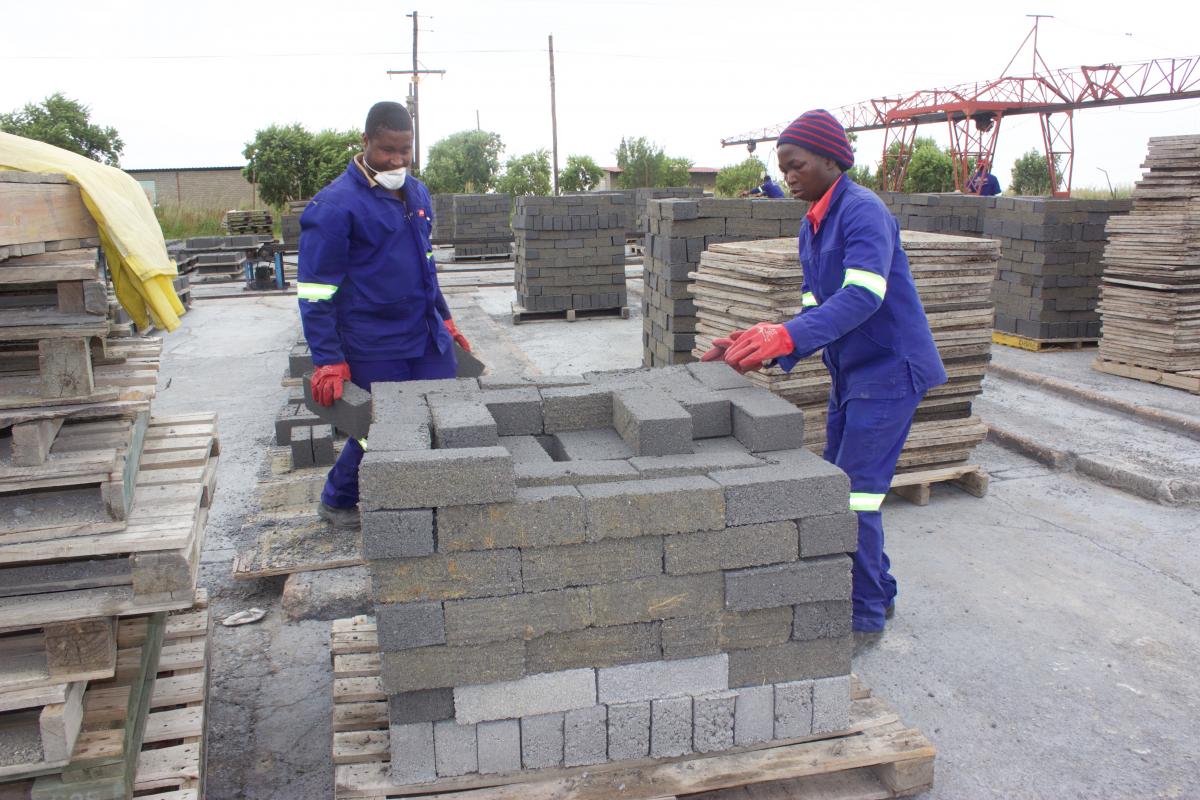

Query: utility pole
[476,110,480,131]
[386,11,445,175]
[549,34,560,195]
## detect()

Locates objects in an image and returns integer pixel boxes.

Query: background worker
[741,172,786,198]
[966,160,1002,196]
[297,101,471,530]
[704,109,947,640]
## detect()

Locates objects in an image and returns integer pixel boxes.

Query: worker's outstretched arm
[297,199,351,366]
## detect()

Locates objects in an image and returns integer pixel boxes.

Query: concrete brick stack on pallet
[451,194,513,259]
[168,234,271,279]
[642,198,809,368]
[281,199,310,253]
[511,195,628,313]
[357,363,856,786]
[634,187,704,243]
[878,192,1131,341]
[430,194,454,246]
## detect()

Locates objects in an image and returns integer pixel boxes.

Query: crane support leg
[947,112,1003,193]
[880,123,918,192]
[1040,111,1075,197]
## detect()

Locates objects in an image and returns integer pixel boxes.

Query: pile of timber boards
[1096,135,1200,393]
[222,209,273,236]
[0,172,217,794]
[690,232,998,471]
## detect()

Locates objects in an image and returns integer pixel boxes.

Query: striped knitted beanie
[777,109,854,171]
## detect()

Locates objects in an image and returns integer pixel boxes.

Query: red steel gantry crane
[721,18,1200,197]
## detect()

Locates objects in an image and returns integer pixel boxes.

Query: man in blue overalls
[742,173,786,198]
[297,101,470,529]
[706,109,946,640]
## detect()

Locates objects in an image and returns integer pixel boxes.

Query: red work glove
[700,330,745,362]
[723,322,795,374]
[311,362,352,407]
[444,319,471,352]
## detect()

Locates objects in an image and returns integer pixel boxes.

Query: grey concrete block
[723,388,804,453]
[527,622,661,673]
[724,556,852,611]
[580,475,725,540]
[444,588,591,646]
[436,486,585,552]
[798,512,859,557]
[727,637,851,688]
[304,373,373,440]
[613,388,693,456]
[514,459,639,487]
[522,536,663,593]
[549,428,633,461]
[541,386,614,432]
[664,521,798,575]
[651,696,693,758]
[311,424,335,465]
[607,701,651,761]
[628,451,763,478]
[773,680,814,738]
[734,685,774,746]
[360,446,515,510]
[431,401,499,449]
[361,509,435,560]
[389,689,455,725]
[370,550,522,604]
[454,668,597,725]
[674,393,731,439]
[366,421,431,452]
[433,720,478,777]
[660,607,793,660]
[521,713,565,769]
[792,600,852,641]
[564,705,608,767]
[381,640,525,693]
[377,601,446,652]
[693,691,736,753]
[498,434,553,464]
[598,654,728,705]
[812,675,851,734]
[290,425,313,469]
[389,722,436,784]
[711,457,848,526]
[590,572,724,626]
[691,436,754,455]
[477,719,521,774]
[481,388,544,436]
[685,362,753,391]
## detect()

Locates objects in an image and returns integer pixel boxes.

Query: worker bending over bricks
[296,101,471,530]
[705,109,947,639]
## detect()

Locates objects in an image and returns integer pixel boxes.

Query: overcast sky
[3,0,1198,190]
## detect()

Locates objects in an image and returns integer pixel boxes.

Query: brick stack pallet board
[222,208,273,236]
[511,195,629,321]
[689,232,997,502]
[168,234,271,283]
[452,194,513,261]
[0,172,217,797]
[1095,135,1200,394]
[326,363,935,798]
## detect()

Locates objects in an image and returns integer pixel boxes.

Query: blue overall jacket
[297,158,452,366]
[776,178,947,402]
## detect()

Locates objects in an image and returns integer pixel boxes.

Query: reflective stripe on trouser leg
[297,282,338,301]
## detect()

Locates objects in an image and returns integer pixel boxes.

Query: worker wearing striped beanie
[704,109,947,643]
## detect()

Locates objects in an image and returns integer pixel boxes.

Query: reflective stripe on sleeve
[849,492,886,512]
[357,437,368,451]
[297,282,338,301]
[842,268,887,300]
[802,292,818,308]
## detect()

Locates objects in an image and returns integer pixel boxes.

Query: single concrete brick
[370,550,522,604]
[522,535,663,593]
[367,421,432,452]
[691,436,754,456]
[289,424,314,468]
[481,387,544,436]
[628,451,762,479]
[590,572,724,626]
[792,600,852,641]
[433,720,478,777]
[674,392,732,439]
[514,459,639,487]
[724,556,852,611]
[660,607,793,660]
[381,640,525,693]
[650,696,693,758]
[774,680,814,738]
[376,601,446,652]
[726,638,851,688]
[304,374,373,440]
[580,476,725,540]
[734,685,774,746]
[597,654,728,705]
[477,719,521,774]
[711,460,848,526]
[360,447,515,510]
[526,623,661,673]
[564,705,608,767]
[498,434,553,464]
[722,388,804,453]
[685,361,753,391]
[389,722,436,784]
[549,428,633,461]
[613,388,693,456]
[389,689,455,725]
[361,509,435,560]
[812,675,851,735]
[693,691,736,753]
[311,424,335,465]
[436,486,585,552]
[521,713,565,769]
[664,521,798,575]
[371,382,433,424]
[443,588,591,646]
[607,702,651,761]
[541,386,614,432]
[454,668,597,725]
[431,401,500,449]
[798,512,859,557]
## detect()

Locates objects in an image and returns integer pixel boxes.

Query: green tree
[558,154,603,192]
[904,138,954,193]
[614,137,694,188]
[423,130,504,194]
[311,128,362,193]
[661,156,693,188]
[846,164,876,189]
[715,157,767,197]
[243,124,319,206]
[1010,149,1061,195]
[0,92,123,166]
[497,149,552,197]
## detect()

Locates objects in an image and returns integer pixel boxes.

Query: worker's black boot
[318,501,361,530]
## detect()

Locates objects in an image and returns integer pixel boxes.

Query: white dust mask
[364,155,407,190]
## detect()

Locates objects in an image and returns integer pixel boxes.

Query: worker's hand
[311,363,352,407]
[700,330,744,362]
[723,322,795,374]
[444,319,471,352]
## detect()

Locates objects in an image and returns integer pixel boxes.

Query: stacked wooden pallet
[1096,135,1200,394]
[690,232,998,472]
[222,209,273,236]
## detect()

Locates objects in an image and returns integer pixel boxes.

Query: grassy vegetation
[154,204,227,240]
[1066,183,1134,200]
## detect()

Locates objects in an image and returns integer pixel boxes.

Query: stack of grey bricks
[634,187,704,243]
[451,194,513,258]
[357,362,855,786]
[642,198,808,367]
[511,195,628,313]
[169,234,270,277]
[431,194,454,246]
[878,192,1131,340]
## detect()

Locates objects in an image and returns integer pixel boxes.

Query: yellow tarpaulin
[0,131,185,332]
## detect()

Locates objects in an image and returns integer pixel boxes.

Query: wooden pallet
[890,463,989,506]
[328,618,935,800]
[0,618,118,699]
[511,304,631,325]
[1093,357,1200,395]
[991,331,1099,352]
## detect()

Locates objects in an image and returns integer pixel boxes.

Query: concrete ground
[153,282,1200,800]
